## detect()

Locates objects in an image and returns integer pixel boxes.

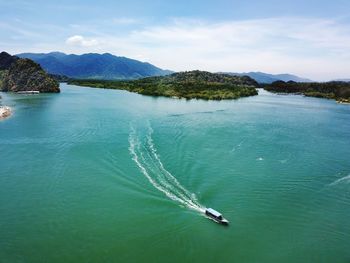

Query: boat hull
[205,209,229,226]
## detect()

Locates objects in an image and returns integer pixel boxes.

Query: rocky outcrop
[0,106,11,119]
[0,52,60,93]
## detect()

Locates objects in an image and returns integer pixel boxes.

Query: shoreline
[0,106,12,120]
[69,83,258,101]
[265,90,350,104]
[67,71,259,101]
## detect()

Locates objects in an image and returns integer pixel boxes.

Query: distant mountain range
[221,72,313,84]
[15,52,316,83]
[17,52,173,80]
[334,79,350,82]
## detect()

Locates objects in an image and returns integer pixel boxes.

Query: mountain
[17,52,173,80]
[69,70,259,100]
[334,79,350,82]
[0,52,59,93]
[222,72,312,84]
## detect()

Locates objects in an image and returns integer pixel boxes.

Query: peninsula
[69,70,259,100]
[263,80,350,103]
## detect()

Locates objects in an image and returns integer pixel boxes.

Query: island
[68,70,259,100]
[263,80,350,103]
[0,51,60,93]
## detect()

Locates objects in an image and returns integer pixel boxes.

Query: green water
[1,84,350,263]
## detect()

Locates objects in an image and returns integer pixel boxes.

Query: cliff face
[0,52,60,93]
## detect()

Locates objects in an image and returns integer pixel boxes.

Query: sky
[1,0,350,81]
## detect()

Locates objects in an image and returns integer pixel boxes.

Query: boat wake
[329,174,350,186]
[128,123,205,213]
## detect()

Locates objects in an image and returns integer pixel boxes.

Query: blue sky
[1,0,350,80]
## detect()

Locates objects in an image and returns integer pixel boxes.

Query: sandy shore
[0,106,12,119]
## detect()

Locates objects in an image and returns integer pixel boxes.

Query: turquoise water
[1,84,350,262]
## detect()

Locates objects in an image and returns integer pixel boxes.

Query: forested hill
[69,70,259,100]
[0,51,59,93]
[263,80,350,103]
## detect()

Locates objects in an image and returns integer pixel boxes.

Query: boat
[16,91,40,94]
[205,208,229,225]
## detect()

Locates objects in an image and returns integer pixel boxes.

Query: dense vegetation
[17,52,173,80]
[49,73,71,82]
[0,52,59,93]
[263,80,350,103]
[69,70,259,100]
[0,70,6,88]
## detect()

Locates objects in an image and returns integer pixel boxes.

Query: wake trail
[147,125,200,204]
[128,124,204,213]
[329,174,350,186]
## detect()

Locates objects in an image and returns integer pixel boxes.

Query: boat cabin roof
[206,208,222,217]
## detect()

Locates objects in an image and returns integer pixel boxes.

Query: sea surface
[1,84,350,263]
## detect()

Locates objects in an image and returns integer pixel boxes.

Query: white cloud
[4,17,350,81]
[89,17,349,81]
[76,18,344,80]
[65,35,99,47]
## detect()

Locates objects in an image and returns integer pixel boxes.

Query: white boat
[205,208,229,225]
[16,91,40,94]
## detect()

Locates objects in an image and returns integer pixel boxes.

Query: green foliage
[69,70,259,100]
[263,81,350,102]
[0,70,7,88]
